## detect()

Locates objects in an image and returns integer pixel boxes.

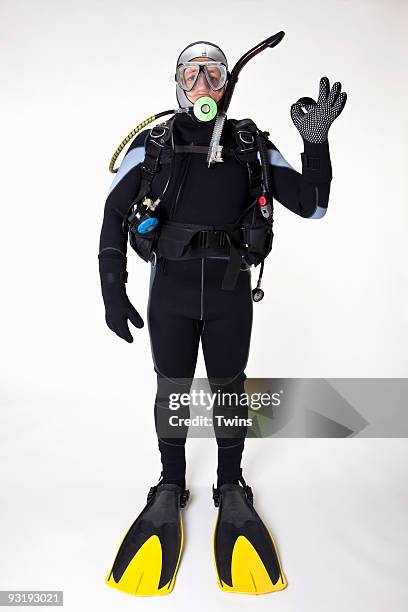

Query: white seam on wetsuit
[200,258,204,320]
[98,246,126,257]
[158,438,187,448]
[146,262,158,372]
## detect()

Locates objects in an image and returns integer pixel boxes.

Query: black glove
[290,76,347,143]
[99,254,144,343]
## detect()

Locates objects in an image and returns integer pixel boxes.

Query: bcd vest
[124,116,274,293]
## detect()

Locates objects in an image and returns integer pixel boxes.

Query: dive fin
[106,481,189,596]
[212,478,287,594]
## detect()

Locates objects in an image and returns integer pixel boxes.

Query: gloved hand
[99,255,144,343]
[290,76,347,143]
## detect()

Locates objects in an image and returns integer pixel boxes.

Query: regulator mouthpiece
[193,96,218,122]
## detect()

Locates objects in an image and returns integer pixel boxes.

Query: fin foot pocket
[105,481,189,596]
[213,477,287,595]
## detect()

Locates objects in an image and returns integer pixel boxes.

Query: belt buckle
[218,230,226,248]
[209,229,226,248]
[198,229,226,249]
[199,230,208,248]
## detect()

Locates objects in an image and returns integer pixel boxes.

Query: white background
[1,0,408,610]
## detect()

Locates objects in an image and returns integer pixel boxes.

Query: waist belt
[157,221,246,291]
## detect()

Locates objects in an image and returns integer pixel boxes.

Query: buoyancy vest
[125,115,274,294]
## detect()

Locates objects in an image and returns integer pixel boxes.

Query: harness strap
[221,232,246,290]
[132,119,174,205]
[157,144,235,161]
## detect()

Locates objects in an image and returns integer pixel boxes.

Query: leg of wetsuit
[147,258,202,487]
[148,257,253,488]
[200,259,253,487]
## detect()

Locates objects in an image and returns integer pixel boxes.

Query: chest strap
[158,144,235,161]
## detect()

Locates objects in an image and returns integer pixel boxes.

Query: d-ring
[151,127,166,139]
[150,251,157,267]
[239,132,255,144]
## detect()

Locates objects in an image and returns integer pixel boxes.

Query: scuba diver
[99,36,347,596]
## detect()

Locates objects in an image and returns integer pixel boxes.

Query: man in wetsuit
[98,41,346,491]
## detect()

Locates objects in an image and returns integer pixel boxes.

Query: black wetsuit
[99,111,333,486]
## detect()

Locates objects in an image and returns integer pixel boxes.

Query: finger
[117,319,134,343]
[290,102,306,125]
[317,76,330,104]
[332,91,347,118]
[128,305,144,329]
[297,96,317,113]
[106,313,133,343]
[328,81,342,108]
[301,103,316,113]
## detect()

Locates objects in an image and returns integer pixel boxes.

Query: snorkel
[206,31,285,167]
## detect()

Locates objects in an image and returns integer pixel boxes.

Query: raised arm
[265,138,333,218]
[265,76,347,219]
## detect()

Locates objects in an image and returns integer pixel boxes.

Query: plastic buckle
[197,230,227,249]
[127,207,137,225]
[212,484,220,507]
[199,230,209,248]
[143,151,162,174]
[248,159,263,182]
[180,489,190,508]
[141,163,157,176]
[240,226,249,248]
[217,230,226,248]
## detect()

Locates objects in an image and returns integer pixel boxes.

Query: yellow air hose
[108,110,176,173]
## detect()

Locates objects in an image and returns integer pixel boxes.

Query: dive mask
[176,61,228,92]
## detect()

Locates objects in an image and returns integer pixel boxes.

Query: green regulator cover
[193,96,218,122]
